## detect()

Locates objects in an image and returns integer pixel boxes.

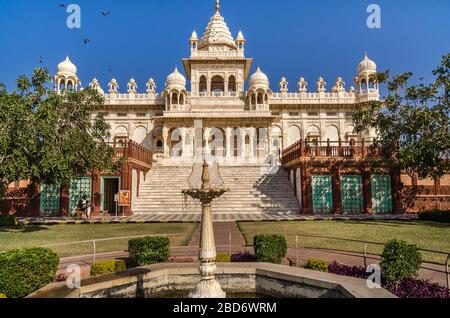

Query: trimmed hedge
[305,259,329,272]
[128,236,170,266]
[380,239,422,283]
[216,253,231,263]
[0,248,59,298]
[253,234,287,264]
[418,210,450,223]
[0,215,16,227]
[90,259,127,276]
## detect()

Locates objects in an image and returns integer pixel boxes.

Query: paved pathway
[58,222,447,286]
[19,213,418,225]
[188,222,244,248]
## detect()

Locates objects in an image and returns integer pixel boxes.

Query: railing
[282,139,382,165]
[198,91,240,97]
[108,140,153,166]
[284,233,450,289]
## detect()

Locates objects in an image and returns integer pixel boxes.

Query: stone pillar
[163,127,169,157]
[331,165,342,214]
[204,128,211,155]
[225,128,232,158]
[391,169,403,214]
[301,164,313,214]
[362,167,372,214]
[240,129,246,159]
[59,184,70,217]
[181,128,187,158]
[249,128,255,158]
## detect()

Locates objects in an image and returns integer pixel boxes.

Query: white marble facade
[53,0,379,166]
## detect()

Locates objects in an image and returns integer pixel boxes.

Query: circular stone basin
[29,263,396,298]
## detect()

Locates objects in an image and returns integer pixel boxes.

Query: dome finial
[215,0,220,14]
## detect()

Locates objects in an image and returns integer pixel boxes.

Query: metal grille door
[39,184,60,216]
[312,175,333,214]
[69,177,92,214]
[341,175,363,214]
[371,175,393,214]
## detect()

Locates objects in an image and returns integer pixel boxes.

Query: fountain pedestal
[190,203,225,298]
[183,161,229,298]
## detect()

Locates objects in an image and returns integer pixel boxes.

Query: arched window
[233,135,239,157]
[257,92,263,104]
[156,139,163,148]
[228,75,236,92]
[171,92,178,105]
[179,94,184,105]
[251,94,256,106]
[199,75,207,92]
[211,75,224,92]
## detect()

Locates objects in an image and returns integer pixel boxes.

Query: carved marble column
[240,129,246,160]
[163,127,169,157]
[249,128,256,158]
[225,128,232,158]
[204,128,211,156]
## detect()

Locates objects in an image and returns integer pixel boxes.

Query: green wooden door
[371,175,393,214]
[101,177,120,213]
[69,177,92,214]
[312,175,333,214]
[39,184,60,216]
[341,175,363,214]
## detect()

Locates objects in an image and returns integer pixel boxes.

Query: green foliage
[0,215,16,227]
[418,210,450,223]
[353,53,450,179]
[90,259,127,276]
[253,234,287,264]
[304,259,329,272]
[0,247,59,298]
[380,239,422,283]
[0,67,121,195]
[128,236,170,266]
[216,253,231,263]
[0,293,6,298]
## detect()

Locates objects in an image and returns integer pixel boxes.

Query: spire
[215,0,220,14]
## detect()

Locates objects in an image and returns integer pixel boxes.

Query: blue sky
[0,0,449,96]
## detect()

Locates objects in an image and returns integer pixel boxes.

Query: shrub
[385,278,450,299]
[216,253,231,263]
[0,247,59,298]
[304,259,329,272]
[380,239,422,283]
[418,210,450,223]
[0,215,16,227]
[128,236,170,266]
[253,235,287,264]
[0,293,6,298]
[328,262,369,279]
[90,259,127,276]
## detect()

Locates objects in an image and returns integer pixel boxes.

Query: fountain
[182,158,229,298]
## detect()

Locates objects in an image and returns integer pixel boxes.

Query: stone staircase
[133,165,300,216]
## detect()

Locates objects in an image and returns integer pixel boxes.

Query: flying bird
[101,11,111,16]
[83,38,91,44]
[58,3,65,8]
[108,68,113,73]
[39,56,43,64]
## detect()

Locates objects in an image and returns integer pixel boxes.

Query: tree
[353,54,450,180]
[0,67,120,194]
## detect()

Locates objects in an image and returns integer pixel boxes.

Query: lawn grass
[238,220,450,264]
[0,223,197,258]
